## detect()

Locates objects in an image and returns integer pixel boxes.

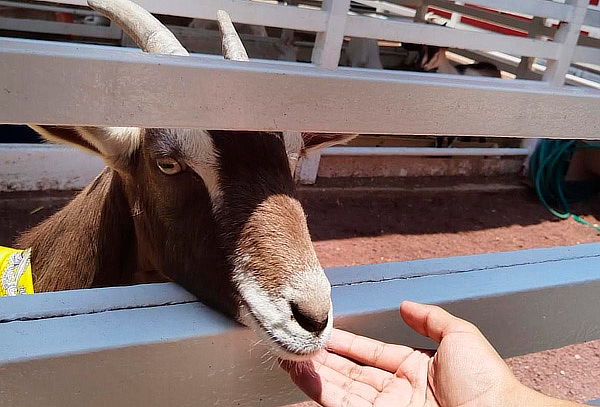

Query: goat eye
[156,157,182,175]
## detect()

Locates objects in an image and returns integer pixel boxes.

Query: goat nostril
[290,302,329,333]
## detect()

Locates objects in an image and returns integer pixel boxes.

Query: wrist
[505,380,582,407]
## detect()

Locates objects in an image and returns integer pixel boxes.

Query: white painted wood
[0,144,104,192]
[311,0,351,68]
[1,244,599,406]
[35,0,328,32]
[296,151,322,184]
[2,38,598,138]
[345,14,560,59]
[543,0,590,87]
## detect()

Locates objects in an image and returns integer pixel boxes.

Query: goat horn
[88,0,189,56]
[216,10,249,61]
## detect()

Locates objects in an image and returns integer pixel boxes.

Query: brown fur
[18,127,352,320]
[17,168,137,291]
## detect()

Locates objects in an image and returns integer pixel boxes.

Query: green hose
[529,140,600,232]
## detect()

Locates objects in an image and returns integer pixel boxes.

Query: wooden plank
[2,38,599,138]
[1,243,599,406]
[345,14,560,58]
[0,17,122,39]
[36,0,328,32]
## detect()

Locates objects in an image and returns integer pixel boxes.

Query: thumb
[400,301,479,343]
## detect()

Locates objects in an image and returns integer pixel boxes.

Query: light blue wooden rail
[1,243,599,406]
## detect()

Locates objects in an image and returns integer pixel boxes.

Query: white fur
[79,126,142,159]
[172,129,223,207]
[236,271,333,360]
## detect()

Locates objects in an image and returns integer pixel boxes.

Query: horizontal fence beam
[0,144,104,191]
[32,0,328,32]
[1,243,599,407]
[345,15,560,59]
[411,0,574,21]
[324,146,529,156]
[2,38,599,138]
[0,17,122,39]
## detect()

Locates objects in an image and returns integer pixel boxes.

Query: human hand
[280,301,531,407]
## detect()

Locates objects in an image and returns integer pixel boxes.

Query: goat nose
[290,301,329,333]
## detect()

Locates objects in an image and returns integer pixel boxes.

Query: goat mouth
[240,301,327,361]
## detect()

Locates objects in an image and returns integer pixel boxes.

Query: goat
[18,0,355,361]
[343,38,383,69]
[419,45,501,77]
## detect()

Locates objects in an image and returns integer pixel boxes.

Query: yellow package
[0,246,34,296]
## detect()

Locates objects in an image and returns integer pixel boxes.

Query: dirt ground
[1,175,598,404]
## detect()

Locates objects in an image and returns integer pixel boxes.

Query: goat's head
[30,0,356,360]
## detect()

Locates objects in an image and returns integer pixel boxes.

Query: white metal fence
[1,1,600,405]
[1,0,599,186]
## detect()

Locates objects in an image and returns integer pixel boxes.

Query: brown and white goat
[18,0,355,360]
[419,45,501,77]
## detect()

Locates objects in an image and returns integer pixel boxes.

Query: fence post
[311,0,351,69]
[414,1,430,22]
[296,151,322,184]
[517,17,546,80]
[542,0,588,87]
[304,0,351,183]
[448,1,463,28]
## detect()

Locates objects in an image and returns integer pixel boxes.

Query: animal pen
[1,0,600,405]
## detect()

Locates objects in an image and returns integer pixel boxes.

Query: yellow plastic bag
[0,246,34,296]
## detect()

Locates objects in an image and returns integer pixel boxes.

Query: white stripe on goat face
[169,128,223,207]
[231,193,333,359]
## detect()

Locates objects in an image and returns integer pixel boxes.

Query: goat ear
[29,125,142,166]
[301,133,358,155]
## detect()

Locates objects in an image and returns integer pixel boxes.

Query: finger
[313,349,395,392]
[284,361,374,407]
[372,351,427,406]
[327,328,416,373]
[406,352,429,406]
[312,358,380,403]
[400,301,479,343]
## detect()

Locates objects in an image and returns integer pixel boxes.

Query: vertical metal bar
[543,0,589,87]
[297,151,322,184]
[448,1,463,28]
[517,17,546,81]
[414,1,430,22]
[308,0,350,183]
[311,0,351,69]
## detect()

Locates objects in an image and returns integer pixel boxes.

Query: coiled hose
[529,139,600,232]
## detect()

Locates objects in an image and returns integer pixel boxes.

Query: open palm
[282,301,523,407]
[283,328,435,406]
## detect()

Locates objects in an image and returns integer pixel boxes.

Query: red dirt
[1,176,599,403]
